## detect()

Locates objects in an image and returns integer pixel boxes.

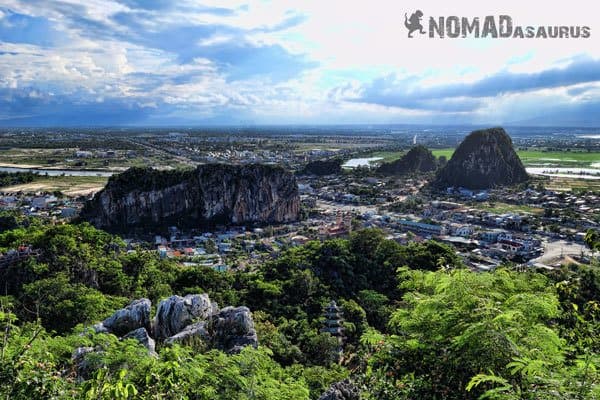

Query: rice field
[1,175,108,196]
[372,148,600,167]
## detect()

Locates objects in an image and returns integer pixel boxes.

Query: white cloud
[0,0,599,124]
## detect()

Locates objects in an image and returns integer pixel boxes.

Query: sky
[0,0,599,126]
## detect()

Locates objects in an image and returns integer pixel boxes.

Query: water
[0,166,114,177]
[343,157,382,168]
[526,167,600,180]
[577,135,600,139]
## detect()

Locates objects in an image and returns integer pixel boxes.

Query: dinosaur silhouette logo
[404,10,426,37]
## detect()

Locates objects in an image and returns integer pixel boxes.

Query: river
[0,166,115,177]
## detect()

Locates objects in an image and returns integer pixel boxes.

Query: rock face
[209,306,258,354]
[95,298,151,337]
[377,145,438,176]
[84,294,257,358]
[434,127,529,189]
[164,321,209,346]
[300,159,343,176]
[80,164,300,231]
[123,327,156,354]
[154,294,218,341]
[318,380,360,400]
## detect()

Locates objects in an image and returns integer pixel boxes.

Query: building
[398,219,446,236]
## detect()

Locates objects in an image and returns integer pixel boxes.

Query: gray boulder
[209,306,258,353]
[318,380,360,400]
[72,346,98,380]
[91,322,109,334]
[98,298,151,337]
[165,321,210,347]
[154,294,218,340]
[123,327,156,355]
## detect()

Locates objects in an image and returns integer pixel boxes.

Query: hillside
[80,164,300,231]
[1,223,599,399]
[299,159,343,176]
[376,145,438,176]
[434,127,529,189]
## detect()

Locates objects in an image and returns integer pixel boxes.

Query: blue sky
[0,0,599,126]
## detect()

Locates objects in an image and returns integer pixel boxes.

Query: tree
[585,229,600,258]
[360,268,589,400]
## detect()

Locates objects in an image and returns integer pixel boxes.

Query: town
[1,126,597,276]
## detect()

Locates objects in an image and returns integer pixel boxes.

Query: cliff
[81,164,299,231]
[377,145,438,176]
[434,127,528,189]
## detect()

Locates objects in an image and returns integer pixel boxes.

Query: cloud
[0,8,64,46]
[346,57,600,113]
[0,0,599,125]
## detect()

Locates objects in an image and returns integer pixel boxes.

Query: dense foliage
[0,171,37,188]
[0,222,599,399]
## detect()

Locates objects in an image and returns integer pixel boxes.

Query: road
[531,239,589,266]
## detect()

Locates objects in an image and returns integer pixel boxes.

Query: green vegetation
[0,171,38,188]
[0,223,599,398]
[429,148,600,168]
[369,148,600,167]
[0,175,108,196]
[518,150,600,167]
[470,201,544,215]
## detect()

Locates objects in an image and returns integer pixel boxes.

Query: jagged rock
[81,293,258,380]
[209,306,258,354]
[377,145,438,176]
[318,379,360,400]
[154,294,218,340]
[97,298,151,337]
[92,322,109,334]
[80,164,300,231]
[165,321,210,346]
[72,347,97,380]
[123,327,156,354]
[434,127,529,189]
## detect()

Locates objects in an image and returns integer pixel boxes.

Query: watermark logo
[404,11,591,39]
[404,10,426,38]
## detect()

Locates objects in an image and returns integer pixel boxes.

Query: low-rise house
[397,219,446,236]
[453,225,474,237]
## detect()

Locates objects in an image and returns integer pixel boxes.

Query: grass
[517,150,600,167]
[428,148,600,167]
[366,150,406,163]
[1,175,108,196]
[0,148,184,170]
[543,176,600,192]
[431,149,455,160]
[470,202,544,215]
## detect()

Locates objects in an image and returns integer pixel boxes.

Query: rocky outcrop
[84,294,257,357]
[164,321,209,346]
[208,306,258,354]
[72,346,96,380]
[80,164,300,231]
[318,379,360,400]
[434,127,529,189]
[154,294,217,341]
[377,145,438,176]
[299,159,343,176]
[123,327,156,354]
[94,298,151,337]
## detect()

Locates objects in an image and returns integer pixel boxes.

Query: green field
[2,175,108,196]
[371,148,600,167]
[470,201,544,215]
[515,150,600,167]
